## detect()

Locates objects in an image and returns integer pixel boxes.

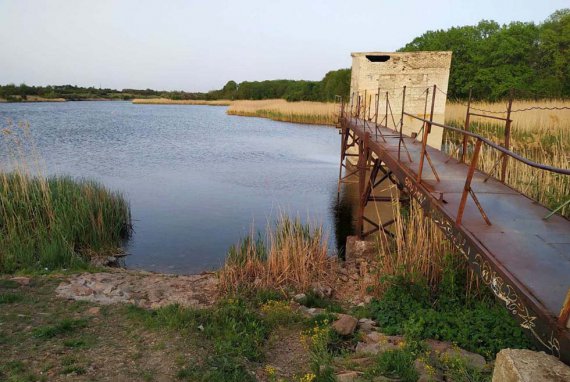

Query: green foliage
[399,9,570,100]
[368,265,532,359]
[0,293,22,304]
[0,173,131,273]
[129,298,270,382]
[32,318,88,339]
[365,349,418,382]
[298,290,343,313]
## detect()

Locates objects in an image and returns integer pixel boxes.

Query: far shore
[132,98,231,106]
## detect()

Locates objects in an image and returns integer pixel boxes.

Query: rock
[86,307,100,315]
[492,349,570,382]
[355,341,398,355]
[56,271,218,309]
[358,318,376,333]
[335,371,359,382]
[339,275,349,282]
[312,284,333,298]
[442,347,486,370]
[414,359,443,382]
[10,276,31,286]
[426,339,452,354]
[293,293,306,302]
[345,236,376,261]
[332,314,358,336]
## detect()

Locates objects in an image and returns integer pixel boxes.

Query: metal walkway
[337,97,570,363]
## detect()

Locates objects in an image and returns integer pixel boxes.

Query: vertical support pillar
[398,86,407,162]
[461,89,472,163]
[457,138,482,225]
[418,85,437,182]
[500,90,514,183]
[356,132,370,239]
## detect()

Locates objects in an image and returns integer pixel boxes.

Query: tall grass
[218,215,335,293]
[0,172,131,272]
[445,100,570,218]
[227,99,338,125]
[132,98,232,106]
[0,122,131,272]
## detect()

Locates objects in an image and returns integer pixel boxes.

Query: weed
[365,349,418,382]
[0,279,21,288]
[32,318,88,339]
[0,293,22,304]
[260,300,303,327]
[297,290,343,313]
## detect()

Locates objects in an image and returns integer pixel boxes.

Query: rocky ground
[2,268,568,381]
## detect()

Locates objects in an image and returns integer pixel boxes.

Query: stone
[10,276,31,286]
[442,347,486,370]
[335,371,359,382]
[312,284,333,298]
[355,341,398,355]
[358,318,377,333]
[345,236,377,262]
[492,349,570,382]
[332,314,358,336]
[293,293,306,302]
[414,359,443,382]
[56,270,218,309]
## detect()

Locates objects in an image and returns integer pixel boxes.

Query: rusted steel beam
[559,289,570,329]
[402,113,570,175]
[469,112,511,122]
[461,89,472,163]
[457,139,482,225]
[343,118,570,363]
[501,91,514,182]
[398,86,406,162]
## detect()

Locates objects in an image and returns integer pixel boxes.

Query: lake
[0,101,353,274]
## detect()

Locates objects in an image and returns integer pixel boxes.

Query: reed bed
[132,98,231,106]
[445,100,570,218]
[218,216,335,293]
[227,99,338,125]
[0,122,131,272]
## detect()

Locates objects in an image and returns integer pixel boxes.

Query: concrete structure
[349,51,452,148]
[492,349,570,382]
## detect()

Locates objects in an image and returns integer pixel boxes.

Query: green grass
[128,298,270,382]
[367,260,532,359]
[0,172,131,273]
[32,318,88,339]
[297,290,343,313]
[0,293,22,304]
[365,349,418,382]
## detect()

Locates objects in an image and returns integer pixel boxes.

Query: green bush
[0,173,131,272]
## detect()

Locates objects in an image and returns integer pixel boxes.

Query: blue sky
[0,0,566,91]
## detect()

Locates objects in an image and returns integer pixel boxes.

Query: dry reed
[218,215,336,293]
[227,99,338,125]
[445,100,570,217]
[132,98,232,106]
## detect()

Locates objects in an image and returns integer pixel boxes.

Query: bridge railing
[338,86,570,226]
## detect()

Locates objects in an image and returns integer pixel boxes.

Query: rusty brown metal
[501,91,514,182]
[339,112,570,364]
[456,138,482,225]
[461,89,472,163]
[398,86,406,162]
[559,289,570,328]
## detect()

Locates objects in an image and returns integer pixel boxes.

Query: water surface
[0,101,350,273]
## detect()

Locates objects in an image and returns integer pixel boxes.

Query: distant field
[132,98,231,106]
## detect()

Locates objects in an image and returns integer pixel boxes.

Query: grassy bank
[0,96,66,102]
[0,172,131,273]
[132,98,232,106]
[227,99,338,125]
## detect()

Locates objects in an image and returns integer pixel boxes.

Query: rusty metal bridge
[336,86,570,364]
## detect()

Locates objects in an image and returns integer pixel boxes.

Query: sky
[0,0,567,92]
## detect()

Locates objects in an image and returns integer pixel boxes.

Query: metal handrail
[402,112,570,176]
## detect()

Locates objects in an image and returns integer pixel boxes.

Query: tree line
[1,9,567,102]
[399,9,569,100]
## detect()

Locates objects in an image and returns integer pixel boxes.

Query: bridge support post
[356,132,370,239]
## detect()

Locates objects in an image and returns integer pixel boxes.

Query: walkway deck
[342,116,570,363]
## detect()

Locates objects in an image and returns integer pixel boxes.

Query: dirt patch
[259,326,310,381]
[55,269,218,308]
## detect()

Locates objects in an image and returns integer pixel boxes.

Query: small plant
[32,318,88,339]
[0,293,22,304]
[365,349,419,382]
[260,300,303,327]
